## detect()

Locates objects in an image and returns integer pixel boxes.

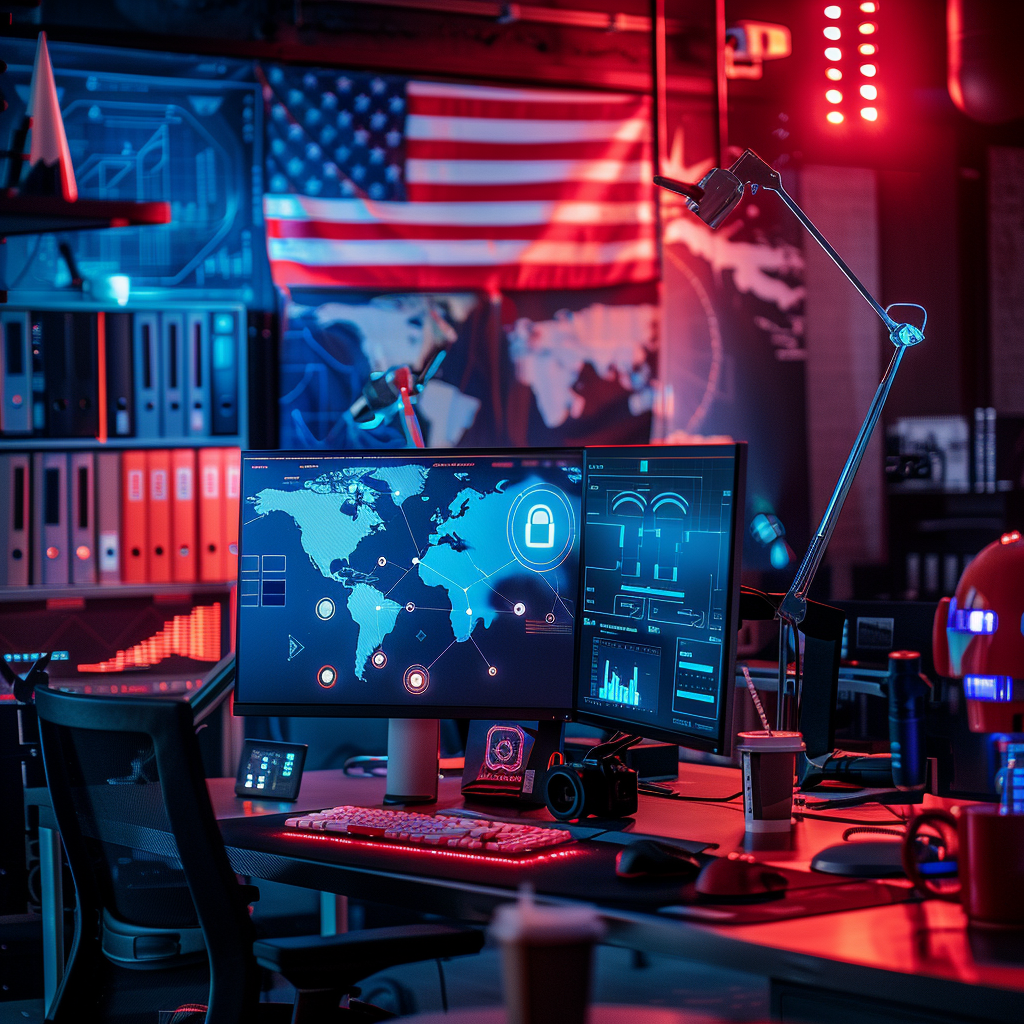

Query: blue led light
[963,675,1014,702]
[947,598,998,634]
[770,538,791,569]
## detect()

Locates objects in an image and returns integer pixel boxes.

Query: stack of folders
[0,447,240,588]
[0,307,242,441]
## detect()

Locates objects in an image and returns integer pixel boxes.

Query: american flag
[261,66,657,292]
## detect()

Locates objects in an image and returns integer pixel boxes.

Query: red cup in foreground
[902,805,1024,929]
[736,731,805,833]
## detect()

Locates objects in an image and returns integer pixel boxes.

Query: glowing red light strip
[278,829,582,866]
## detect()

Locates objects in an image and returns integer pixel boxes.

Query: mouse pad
[658,864,916,925]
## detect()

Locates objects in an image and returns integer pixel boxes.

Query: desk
[33,764,1024,1023]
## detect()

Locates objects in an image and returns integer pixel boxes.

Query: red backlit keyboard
[284,806,573,855]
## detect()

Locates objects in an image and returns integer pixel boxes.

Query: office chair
[33,686,484,1024]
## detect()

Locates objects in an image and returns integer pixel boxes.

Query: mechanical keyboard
[284,806,574,855]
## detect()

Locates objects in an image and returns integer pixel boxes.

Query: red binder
[222,448,240,582]
[198,447,224,582]
[171,448,197,582]
[146,449,172,584]
[121,450,148,584]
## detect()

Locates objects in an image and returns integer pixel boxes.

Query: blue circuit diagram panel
[0,40,266,302]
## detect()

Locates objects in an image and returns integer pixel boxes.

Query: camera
[543,734,639,821]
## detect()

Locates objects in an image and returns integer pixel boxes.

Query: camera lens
[544,766,586,821]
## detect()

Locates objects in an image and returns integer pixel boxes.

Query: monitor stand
[384,718,439,805]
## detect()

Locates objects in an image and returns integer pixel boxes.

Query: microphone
[887,650,932,792]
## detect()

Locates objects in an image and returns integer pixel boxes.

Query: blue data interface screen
[577,448,740,746]
[237,452,581,712]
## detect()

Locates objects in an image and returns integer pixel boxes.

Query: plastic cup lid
[736,730,806,753]
[490,887,605,945]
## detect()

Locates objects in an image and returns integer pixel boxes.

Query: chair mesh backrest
[53,724,198,929]
[36,689,260,1024]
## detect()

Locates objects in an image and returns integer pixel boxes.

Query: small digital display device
[575,445,746,756]
[235,740,307,800]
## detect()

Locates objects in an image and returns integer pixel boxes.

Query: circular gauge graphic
[371,650,387,669]
[317,665,337,688]
[506,484,576,573]
[316,598,336,621]
[403,664,429,695]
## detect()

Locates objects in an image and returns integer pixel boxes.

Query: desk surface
[209,765,1024,1022]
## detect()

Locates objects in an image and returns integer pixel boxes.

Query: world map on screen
[239,454,580,710]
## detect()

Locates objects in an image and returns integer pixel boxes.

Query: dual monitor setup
[234,444,747,799]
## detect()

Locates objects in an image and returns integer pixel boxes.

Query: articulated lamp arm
[656,149,925,726]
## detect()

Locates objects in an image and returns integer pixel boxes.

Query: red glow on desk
[278,829,582,867]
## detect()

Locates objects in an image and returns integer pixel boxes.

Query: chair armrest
[253,923,484,992]
[238,884,261,905]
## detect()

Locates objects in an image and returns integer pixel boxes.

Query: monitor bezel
[233,447,584,719]
[571,443,747,757]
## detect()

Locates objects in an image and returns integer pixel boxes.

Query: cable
[842,825,905,841]
[435,959,448,1013]
[638,782,743,803]
[5,234,42,292]
[881,802,908,823]
[794,811,908,827]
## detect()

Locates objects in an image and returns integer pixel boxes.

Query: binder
[186,312,211,437]
[146,449,172,584]
[133,312,161,439]
[39,313,98,438]
[0,453,30,585]
[1,310,32,434]
[171,447,197,582]
[105,311,135,438]
[69,451,97,584]
[121,449,148,583]
[161,313,186,438]
[38,311,70,437]
[210,311,239,436]
[222,448,241,581]
[69,312,99,437]
[198,447,224,581]
[96,450,121,584]
[30,312,47,435]
[32,451,69,585]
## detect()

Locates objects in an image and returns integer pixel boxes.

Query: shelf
[0,437,247,450]
[0,194,171,237]
[0,582,234,603]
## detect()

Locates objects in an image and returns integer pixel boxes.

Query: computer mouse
[694,853,789,901]
[615,839,702,880]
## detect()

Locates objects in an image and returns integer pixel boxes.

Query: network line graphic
[353,485,575,685]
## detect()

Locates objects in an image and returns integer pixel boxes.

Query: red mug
[902,805,1024,929]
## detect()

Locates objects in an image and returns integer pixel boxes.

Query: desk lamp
[656,149,926,733]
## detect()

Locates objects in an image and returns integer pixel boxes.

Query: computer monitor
[574,444,747,756]
[234,449,582,719]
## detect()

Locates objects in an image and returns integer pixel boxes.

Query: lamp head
[655,169,744,229]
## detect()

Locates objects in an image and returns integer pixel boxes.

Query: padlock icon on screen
[525,504,555,548]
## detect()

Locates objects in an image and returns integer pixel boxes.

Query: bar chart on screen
[590,637,660,713]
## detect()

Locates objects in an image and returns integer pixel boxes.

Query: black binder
[105,311,135,438]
